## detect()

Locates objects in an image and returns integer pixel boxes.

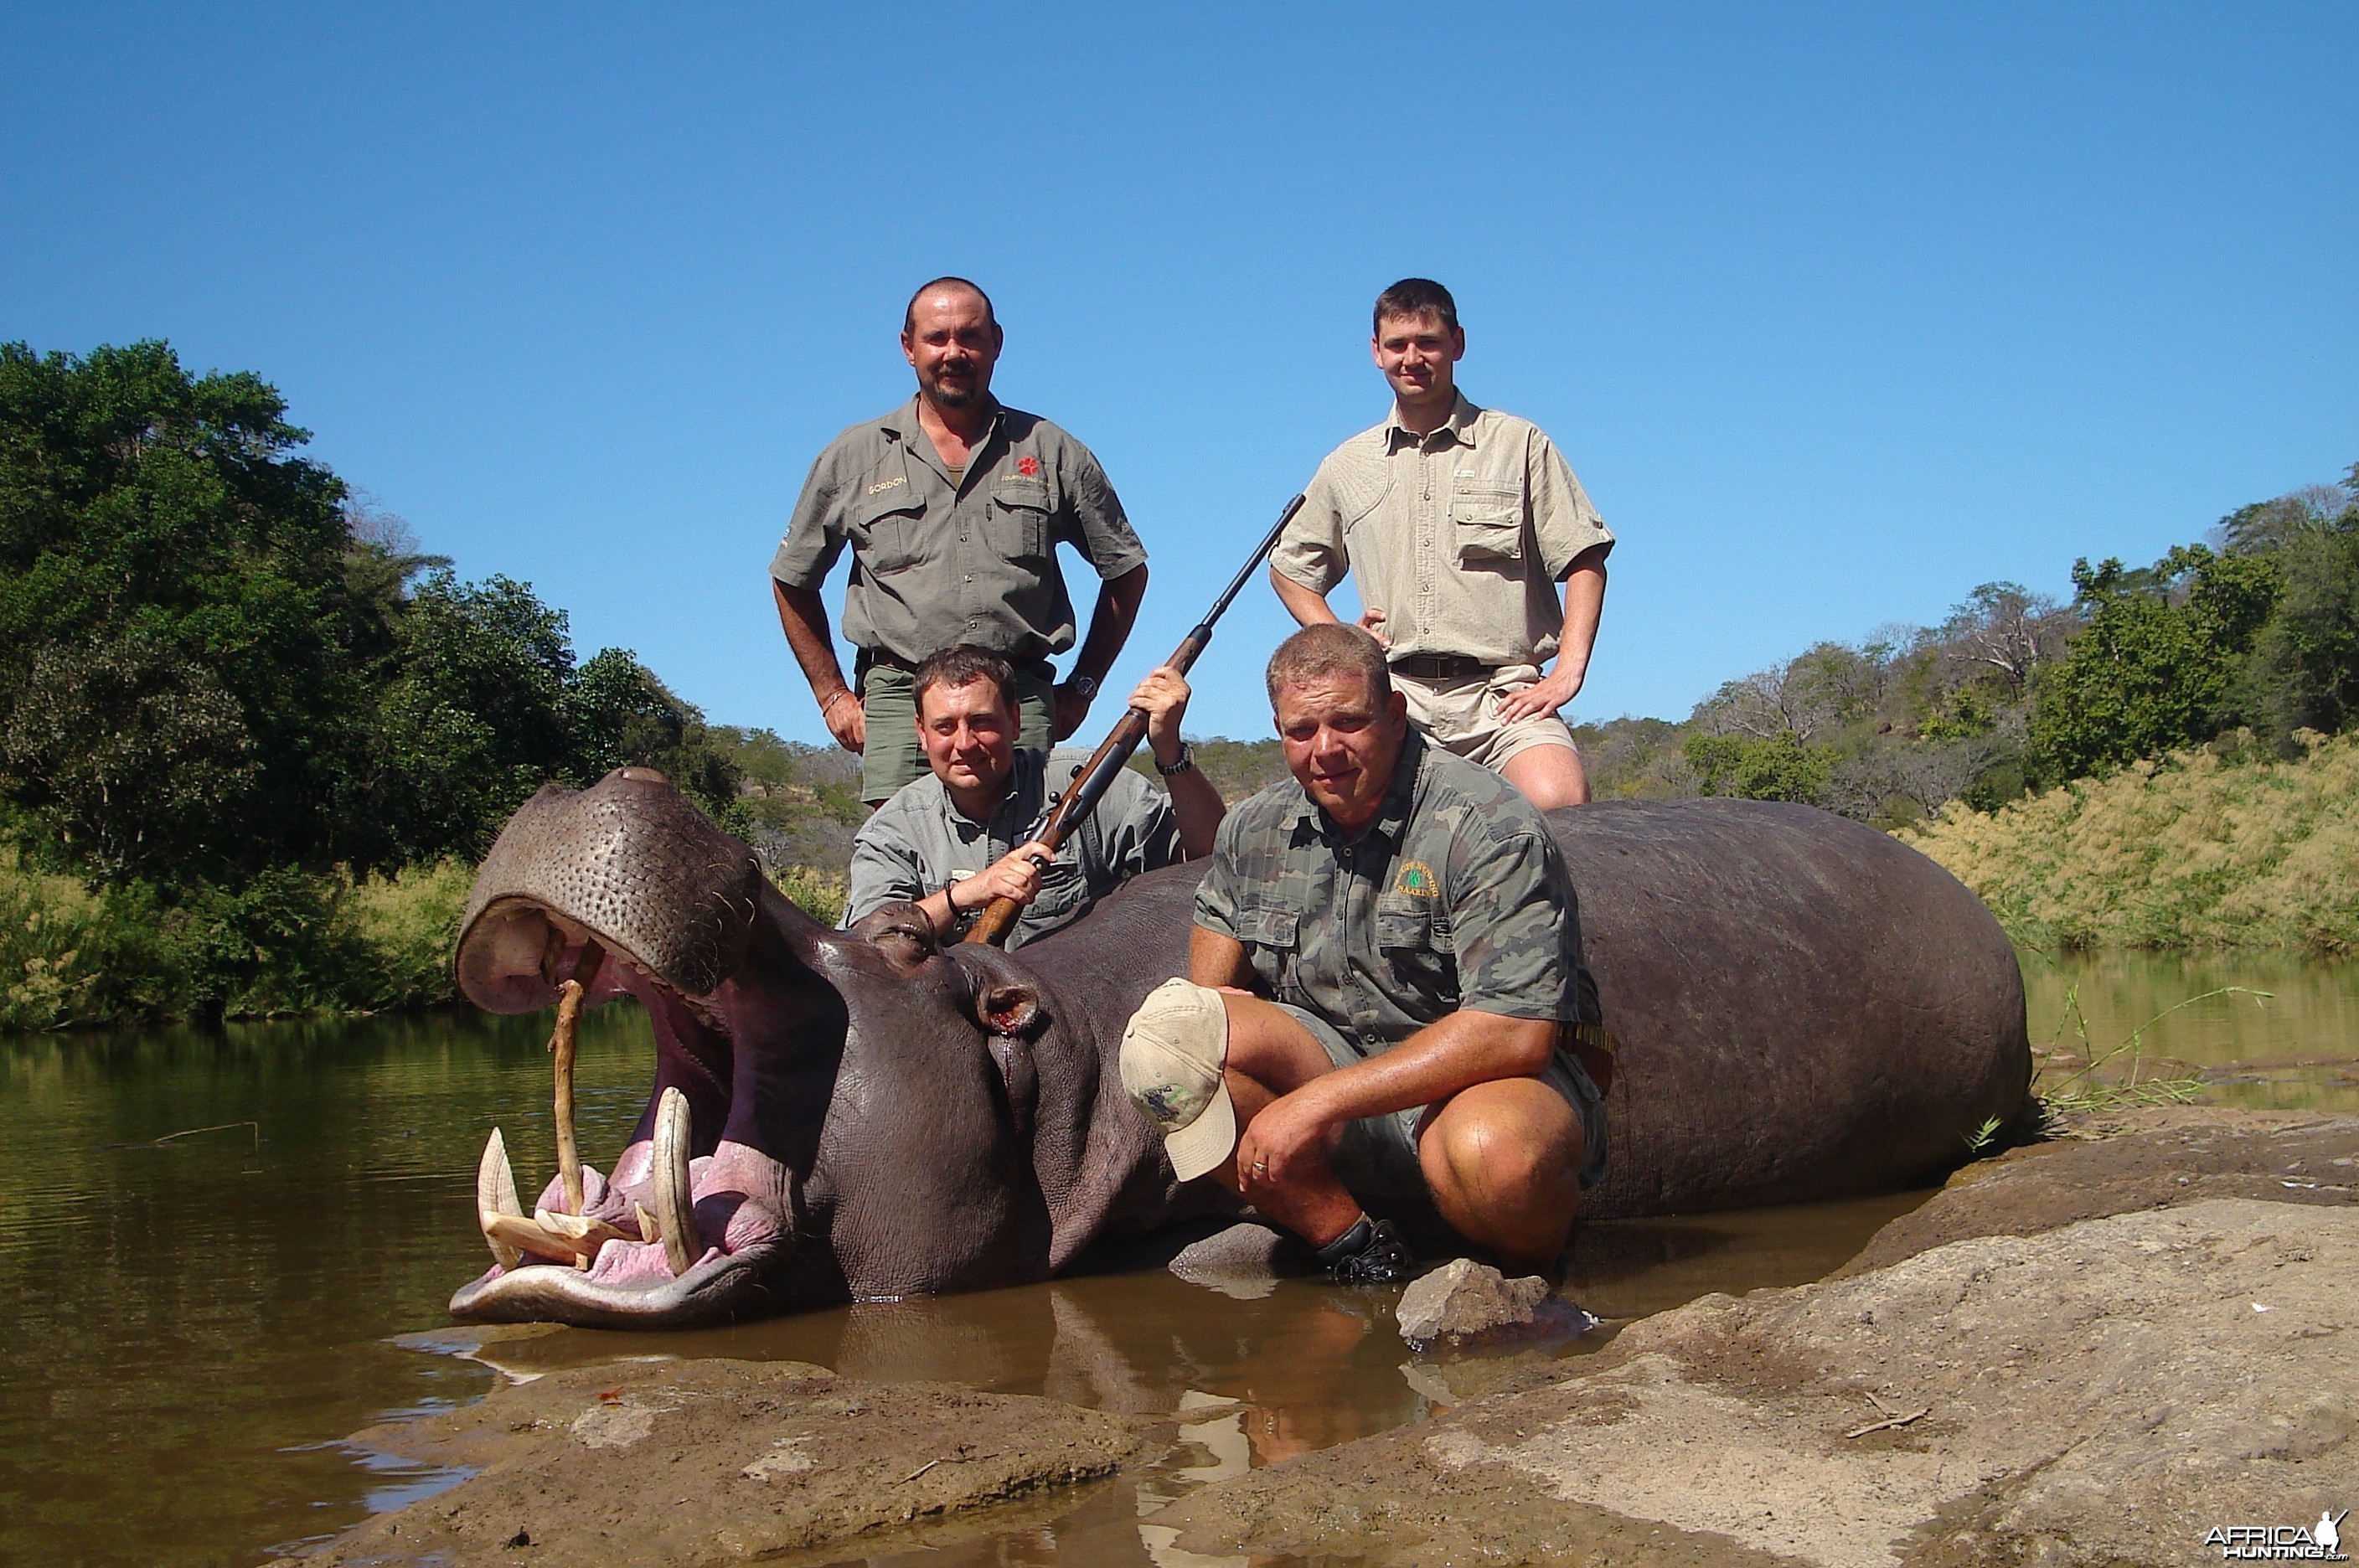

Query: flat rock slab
[1157,1197,2357,1567]
[310,1359,1147,1566]
[1840,1109,2359,1277]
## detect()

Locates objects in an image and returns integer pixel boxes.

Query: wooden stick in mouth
[547,942,607,1266]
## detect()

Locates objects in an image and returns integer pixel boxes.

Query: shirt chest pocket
[1374,895,1458,997]
[988,477,1054,563]
[848,487,929,576]
[1025,859,1089,926]
[1232,905,1300,992]
[1452,482,1525,569]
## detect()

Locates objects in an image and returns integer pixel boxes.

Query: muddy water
[4,949,2353,1568]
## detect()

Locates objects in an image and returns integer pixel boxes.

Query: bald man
[771,276,1152,803]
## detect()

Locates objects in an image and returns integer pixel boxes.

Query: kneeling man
[844,644,1225,948]
[1122,623,1607,1282]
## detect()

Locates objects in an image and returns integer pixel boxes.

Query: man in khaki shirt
[1269,278,1613,808]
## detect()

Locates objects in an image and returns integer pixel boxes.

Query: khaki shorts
[856,660,1056,804]
[1392,663,1579,772]
[1272,1003,1610,1199]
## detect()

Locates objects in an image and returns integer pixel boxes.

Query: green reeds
[2031,982,2272,1119]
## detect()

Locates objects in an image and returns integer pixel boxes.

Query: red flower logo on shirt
[1017,456,1039,477]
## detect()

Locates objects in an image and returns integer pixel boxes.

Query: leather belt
[1391,652,1494,681]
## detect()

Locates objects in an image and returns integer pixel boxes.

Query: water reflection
[5,946,2352,1566]
[2021,948,2359,1109]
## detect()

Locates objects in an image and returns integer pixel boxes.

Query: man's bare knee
[1503,745,1589,810]
[1422,1086,1582,1210]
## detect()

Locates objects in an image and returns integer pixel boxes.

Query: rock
[1164,1219,1318,1301]
[308,1359,1149,1566]
[1396,1259,1545,1344]
[1395,1258,1598,1349]
[1837,1108,2359,1277]
[1156,1198,2359,1567]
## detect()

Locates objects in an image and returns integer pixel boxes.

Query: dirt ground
[308,1359,1148,1566]
[1155,1109,2359,1567]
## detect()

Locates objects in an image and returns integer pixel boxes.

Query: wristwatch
[1156,743,1195,776]
[1065,673,1099,704]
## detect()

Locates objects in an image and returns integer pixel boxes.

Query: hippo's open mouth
[445,771,825,1329]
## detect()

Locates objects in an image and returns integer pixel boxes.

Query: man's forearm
[1296,1011,1558,1126]
[1164,766,1226,859]
[1069,563,1148,684]
[1268,566,1339,628]
[772,580,852,701]
[1551,548,1608,684]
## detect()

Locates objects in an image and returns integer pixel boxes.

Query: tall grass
[1900,729,2359,952]
[0,854,472,1030]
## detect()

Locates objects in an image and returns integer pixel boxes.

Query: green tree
[2239,482,2359,741]
[1683,732,1833,804]
[0,340,365,878]
[2028,544,2280,782]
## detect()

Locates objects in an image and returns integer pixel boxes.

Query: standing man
[841,644,1225,949]
[1119,625,1608,1284]
[771,277,1150,805]
[1269,278,1613,809]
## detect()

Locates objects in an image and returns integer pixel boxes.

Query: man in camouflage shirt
[1119,623,1606,1284]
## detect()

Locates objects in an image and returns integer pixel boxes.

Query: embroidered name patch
[866,474,907,496]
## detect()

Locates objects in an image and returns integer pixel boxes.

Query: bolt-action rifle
[962,493,1306,946]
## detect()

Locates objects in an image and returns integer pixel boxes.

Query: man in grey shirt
[771,276,1151,805]
[843,645,1226,949]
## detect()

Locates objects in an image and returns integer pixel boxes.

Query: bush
[0,851,471,1029]
[1899,729,2359,953]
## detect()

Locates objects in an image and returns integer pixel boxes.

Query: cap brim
[1161,1081,1237,1182]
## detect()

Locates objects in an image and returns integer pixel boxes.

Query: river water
[3,952,2353,1568]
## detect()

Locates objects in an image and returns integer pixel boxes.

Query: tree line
[1573,464,2359,825]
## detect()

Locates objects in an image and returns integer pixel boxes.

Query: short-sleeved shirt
[844,749,1181,950]
[769,397,1149,667]
[1271,393,1613,668]
[1194,730,1596,1052]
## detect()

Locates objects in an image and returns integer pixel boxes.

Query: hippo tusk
[652,1086,697,1277]
[477,1127,525,1270]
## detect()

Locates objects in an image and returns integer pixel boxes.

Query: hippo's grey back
[1556,797,2028,1219]
[1032,795,2028,1224]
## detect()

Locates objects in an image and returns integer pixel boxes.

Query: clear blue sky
[6,5,2353,745]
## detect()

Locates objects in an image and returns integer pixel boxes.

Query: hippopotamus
[449,769,2028,1328]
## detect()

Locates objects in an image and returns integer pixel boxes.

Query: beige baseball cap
[1119,977,1235,1182]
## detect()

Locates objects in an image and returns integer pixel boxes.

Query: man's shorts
[1272,1002,1611,1202]
[855,659,1056,804]
[1392,662,1579,773]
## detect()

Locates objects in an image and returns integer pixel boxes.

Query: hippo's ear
[976,983,1041,1039]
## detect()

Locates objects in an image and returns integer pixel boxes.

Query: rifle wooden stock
[962,493,1304,947]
